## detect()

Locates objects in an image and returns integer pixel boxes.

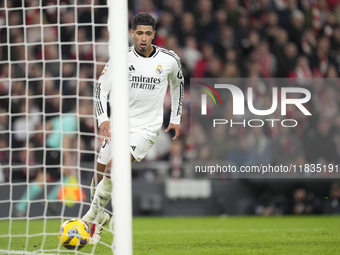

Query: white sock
[82,176,112,223]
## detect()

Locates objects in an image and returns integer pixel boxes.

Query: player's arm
[95,60,111,144]
[165,52,184,141]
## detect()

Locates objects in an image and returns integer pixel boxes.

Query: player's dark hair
[131,13,156,30]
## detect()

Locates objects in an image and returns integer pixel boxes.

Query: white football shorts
[97,129,159,164]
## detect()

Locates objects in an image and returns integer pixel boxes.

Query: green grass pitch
[0,216,339,255]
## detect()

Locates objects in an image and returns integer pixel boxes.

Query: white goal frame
[108,0,133,254]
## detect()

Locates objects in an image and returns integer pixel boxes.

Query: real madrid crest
[155,64,163,74]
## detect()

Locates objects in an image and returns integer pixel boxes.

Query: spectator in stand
[228,137,253,169]
[323,182,340,214]
[44,77,62,121]
[287,9,305,48]
[325,64,339,78]
[240,29,260,59]
[207,9,228,43]
[60,9,76,60]
[135,0,161,22]
[71,27,93,60]
[330,25,340,55]
[289,187,318,215]
[245,126,272,166]
[316,85,339,120]
[182,36,202,75]
[251,40,277,77]
[0,107,8,131]
[270,28,288,65]
[38,24,60,77]
[277,0,298,30]
[0,134,9,173]
[277,42,298,77]
[272,125,304,166]
[153,11,174,47]
[163,0,184,31]
[249,0,275,30]
[208,124,237,160]
[288,56,312,85]
[309,36,334,76]
[254,192,288,216]
[11,142,39,182]
[193,43,215,77]
[175,12,197,46]
[95,27,109,61]
[204,56,223,78]
[163,140,185,179]
[190,122,209,159]
[334,46,340,74]
[14,99,91,216]
[0,63,9,94]
[222,0,244,26]
[310,0,332,35]
[195,0,214,43]
[224,47,240,65]
[233,12,250,48]
[263,11,280,44]
[213,25,236,60]
[220,62,240,78]
[321,11,338,38]
[12,95,41,148]
[300,28,317,56]
[305,118,340,165]
[245,58,262,78]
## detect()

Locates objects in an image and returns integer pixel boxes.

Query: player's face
[130,25,156,56]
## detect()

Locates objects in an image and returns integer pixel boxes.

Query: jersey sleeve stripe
[159,49,181,69]
[95,84,104,115]
[176,82,184,116]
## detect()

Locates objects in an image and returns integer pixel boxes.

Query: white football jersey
[95,45,184,133]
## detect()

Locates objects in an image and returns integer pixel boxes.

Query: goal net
[0,0,121,254]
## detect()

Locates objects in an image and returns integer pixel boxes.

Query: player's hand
[99,121,111,144]
[165,123,181,141]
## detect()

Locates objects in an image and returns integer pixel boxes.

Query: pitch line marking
[0,249,60,255]
[134,228,324,234]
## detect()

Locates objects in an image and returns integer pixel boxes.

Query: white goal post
[107,0,133,254]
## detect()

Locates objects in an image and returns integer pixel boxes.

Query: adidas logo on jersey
[129,65,135,71]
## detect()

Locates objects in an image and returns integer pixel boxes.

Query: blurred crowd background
[0,0,340,216]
